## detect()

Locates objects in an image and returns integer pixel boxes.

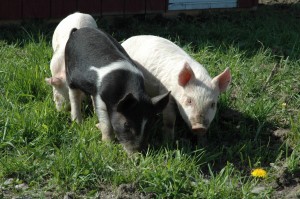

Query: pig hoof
[101,134,115,142]
[123,146,139,155]
[97,124,114,141]
[95,123,100,129]
[72,115,82,123]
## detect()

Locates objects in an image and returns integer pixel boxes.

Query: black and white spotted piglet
[65,27,170,153]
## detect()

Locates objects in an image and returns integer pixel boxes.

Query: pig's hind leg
[69,88,83,123]
[92,95,114,142]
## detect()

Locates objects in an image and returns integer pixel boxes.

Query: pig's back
[122,36,186,90]
[122,35,210,93]
[122,35,187,73]
[52,12,97,52]
[66,27,129,69]
[65,27,142,97]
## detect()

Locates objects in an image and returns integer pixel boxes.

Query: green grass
[1,5,300,198]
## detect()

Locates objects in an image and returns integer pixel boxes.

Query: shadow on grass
[0,20,55,45]
[105,3,300,62]
[146,101,288,176]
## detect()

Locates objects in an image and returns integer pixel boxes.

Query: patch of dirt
[0,183,155,199]
[96,183,156,199]
[273,128,290,141]
[273,174,300,199]
[271,167,300,199]
[270,127,300,198]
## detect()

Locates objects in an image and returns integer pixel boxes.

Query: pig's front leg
[162,96,177,142]
[69,88,83,123]
[92,95,114,142]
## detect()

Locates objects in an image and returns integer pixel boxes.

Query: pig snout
[192,123,207,135]
[190,114,209,135]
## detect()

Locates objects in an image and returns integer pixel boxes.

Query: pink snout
[192,124,207,136]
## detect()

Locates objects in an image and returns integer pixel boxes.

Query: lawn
[0,4,300,199]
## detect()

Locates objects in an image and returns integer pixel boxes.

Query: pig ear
[151,91,171,113]
[117,93,138,113]
[178,62,194,87]
[45,77,63,86]
[212,67,231,92]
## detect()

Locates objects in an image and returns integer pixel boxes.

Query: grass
[1,4,300,198]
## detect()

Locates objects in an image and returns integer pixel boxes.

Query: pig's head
[175,62,231,135]
[110,91,170,153]
[45,76,70,111]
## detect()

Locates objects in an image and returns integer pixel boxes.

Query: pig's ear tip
[224,67,231,76]
[165,91,171,97]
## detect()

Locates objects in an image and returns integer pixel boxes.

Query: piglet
[45,12,97,111]
[122,35,231,142]
[65,28,170,153]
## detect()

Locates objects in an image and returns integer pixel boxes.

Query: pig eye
[124,122,131,131]
[211,102,216,109]
[187,97,192,105]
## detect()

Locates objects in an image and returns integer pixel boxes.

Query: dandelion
[251,168,267,178]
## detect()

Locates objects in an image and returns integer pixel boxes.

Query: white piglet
[122,35,231,141]
[45,12,97,111]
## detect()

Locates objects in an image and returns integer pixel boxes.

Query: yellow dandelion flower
[281,102,287,108]
[251,168,267,178]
